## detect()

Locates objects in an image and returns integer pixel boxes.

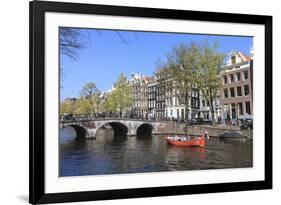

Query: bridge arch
[136,123,154,136]
[60,124,89,139]
[96,121,130,137]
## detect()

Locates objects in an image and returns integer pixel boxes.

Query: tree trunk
[185,106,188,136]
[184,93,189,136]
[89,94,94,114]
[210,96,215,124]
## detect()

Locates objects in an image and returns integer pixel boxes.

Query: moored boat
[219,131,244,140]
[165,131,209,147]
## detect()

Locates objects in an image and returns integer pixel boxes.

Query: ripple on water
[59,132,253,177]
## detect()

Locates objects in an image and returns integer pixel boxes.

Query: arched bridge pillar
[85,128,96,139]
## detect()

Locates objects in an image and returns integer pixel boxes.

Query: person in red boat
[204,131,210,139]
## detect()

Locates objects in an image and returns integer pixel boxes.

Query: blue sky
[60,29,253,100]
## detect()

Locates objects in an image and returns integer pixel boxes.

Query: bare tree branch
[59,27,90,60]
[116,31,129,44]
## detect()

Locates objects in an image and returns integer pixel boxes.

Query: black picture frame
[29,0,272,204]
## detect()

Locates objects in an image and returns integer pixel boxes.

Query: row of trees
[60,73,133,117]
[104,73,133,115]
[60,82,102,116]
[60,40,225,124]
[157,41,225,124]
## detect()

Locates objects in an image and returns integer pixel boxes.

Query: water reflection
[59,127,253,177]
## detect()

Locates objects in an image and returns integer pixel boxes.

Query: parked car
[95,112,106,118]
[240,119,253,130]
[63,113,73,121]
[191,118,212,125]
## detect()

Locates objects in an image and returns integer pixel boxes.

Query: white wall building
[198,92,222,122]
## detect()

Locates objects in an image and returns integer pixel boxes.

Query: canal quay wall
[154,122,252,139]
[61,119,252,139]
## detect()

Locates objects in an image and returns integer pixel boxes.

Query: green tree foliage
[105,91,118,113]
[60,82,102,116]
[73,98,93,115]
[105,73,132,116]
[59,98,92,116]
[159,41,225,124]
[60,101,75,116]
[90,92,102,113]
[162,43,197,121]
[80,82,100,113]
[192,41,225,123]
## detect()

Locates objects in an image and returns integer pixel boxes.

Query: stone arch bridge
[60,119,171,139]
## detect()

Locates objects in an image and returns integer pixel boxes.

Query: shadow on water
[95,127,129,144]
[111,135,128,144]
[136,134,152,141]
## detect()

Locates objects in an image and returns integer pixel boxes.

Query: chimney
[250,47,254,59]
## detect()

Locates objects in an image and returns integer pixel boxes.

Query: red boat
[165,131,209,147]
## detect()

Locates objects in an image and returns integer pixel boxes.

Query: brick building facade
[220,51,253,122]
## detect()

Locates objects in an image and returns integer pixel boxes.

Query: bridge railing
[59,116,174,123]
[59,115,230,126]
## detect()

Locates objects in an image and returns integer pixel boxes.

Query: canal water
[59,127,253,177]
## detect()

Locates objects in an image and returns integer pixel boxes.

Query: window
[192,99,198,108]
[236,72,241,81]
[202,100,205,107]
[231,103,236,119]
[223,75,227,84]
[224,89,228,98]
[237,86,242,96]
[230,74,234,83]
[244,85,249,95]
[204,113,209,120]
[244,71,248,80]
[230,87,235,97]
[245,101,251,115]
[231,55,236,64]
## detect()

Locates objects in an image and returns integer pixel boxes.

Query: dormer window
[231,55,236,64]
